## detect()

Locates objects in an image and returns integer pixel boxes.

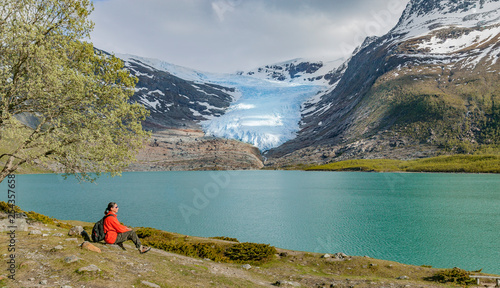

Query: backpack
[91,214,113,242]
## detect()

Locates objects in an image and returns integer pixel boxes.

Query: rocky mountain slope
[119,54,237,131]
[265,0,500,167]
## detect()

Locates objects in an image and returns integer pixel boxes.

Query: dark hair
[105,202,116,215]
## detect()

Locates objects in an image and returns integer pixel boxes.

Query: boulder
[272,280,301,287]
[50,245,64,252]
[77,264,101,273]
[0,218,28,232]
[333,252,348,259]
[321,253,331,258]
[397,275,409,280]
[28,229,42,235]
[140,281,161,288]
[64,255,80,264]
[81,241,101,253]
[68,226,83,236]
[241,264,252,270]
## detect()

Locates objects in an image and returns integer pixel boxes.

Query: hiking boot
[139,246,151,254]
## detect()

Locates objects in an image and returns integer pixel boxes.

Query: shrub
[225,242,277,262]
[0,201,22,213]
[25,211,72,229]
[137,226,276,263]
[136,227,176,240]
[210,236,239,242]
[193,243,228,262]
[428,268,476,285]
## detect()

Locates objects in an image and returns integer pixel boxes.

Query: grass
[305,154,500,173]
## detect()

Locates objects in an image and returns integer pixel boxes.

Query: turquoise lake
[1,171,499,274]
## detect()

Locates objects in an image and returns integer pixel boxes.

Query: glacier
[200,76,326,151]
[119,54,332,151]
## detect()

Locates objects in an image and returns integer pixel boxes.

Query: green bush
[210,236,239,242]
[428,268,476,285]
[136,227,176,240]
[25,211,72,229]
[224,242,277,262]
[137,227,276,263]
[0,201,22,213]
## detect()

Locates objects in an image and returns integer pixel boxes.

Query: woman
[103,202,151,254]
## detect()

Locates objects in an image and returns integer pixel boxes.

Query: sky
[90,0,409,73]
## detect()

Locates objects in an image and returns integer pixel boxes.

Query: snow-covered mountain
[119,54,237,130]
[267,0,500,163]
[119,0,500,165]
[240,58,344,85]
[120,54,341,150]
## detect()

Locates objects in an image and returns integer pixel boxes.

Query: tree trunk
[0,155,16,183]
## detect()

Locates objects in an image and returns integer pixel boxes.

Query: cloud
[90,0,408,73]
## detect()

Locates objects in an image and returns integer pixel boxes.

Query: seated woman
[103,202,151,254]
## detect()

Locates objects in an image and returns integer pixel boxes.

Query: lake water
[2,171,499,274]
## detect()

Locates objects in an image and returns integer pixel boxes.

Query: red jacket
[103,212,130,244]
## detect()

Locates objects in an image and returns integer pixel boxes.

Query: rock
[50,245,64,252]
[64,255,80,263]
[68,226,84,236]
[42,233,50,237]
[0,218,28,232]
[52,233,63,237]
[272,280,301,287]
[241,264,251,270]
[321,253,331,258]
[141,280,161,288]
[29,229,42,235]
[77,264,101,273]
[333,252,348,259]
[397,275,409,280]
[65,238,78,242]
[279,252,288,257]
[370,263,377,267]
[81,241,101,253]
[39,279,48,285]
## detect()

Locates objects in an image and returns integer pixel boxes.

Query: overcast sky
[90,0,409,73]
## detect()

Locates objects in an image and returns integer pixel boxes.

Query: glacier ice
[200,75,326,151]
[118,53,330,151]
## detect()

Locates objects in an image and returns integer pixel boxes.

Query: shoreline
[2,207,499,287]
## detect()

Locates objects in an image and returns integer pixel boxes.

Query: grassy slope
[306,154,500,173]
[3,214,495,288]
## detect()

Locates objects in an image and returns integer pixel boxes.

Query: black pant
[114,230,142,249]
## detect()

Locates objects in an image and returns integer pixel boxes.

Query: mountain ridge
[116,0,500,169]
[264,0,500,166]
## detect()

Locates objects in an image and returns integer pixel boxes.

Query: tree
[0,0,150,183]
